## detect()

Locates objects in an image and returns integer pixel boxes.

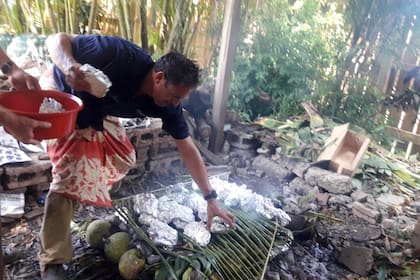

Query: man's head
[152,52,200,107]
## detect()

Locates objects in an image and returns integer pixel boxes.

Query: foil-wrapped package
[254,195,290,226]
[193,177,291,227]
[80,64,112,98]
[210,216,231,234]
[39,97,65,113]
[147,219,178,247]
[138,213,155,226]
[157,199,195,229]
[184,192,208,222]
[183,222,211,246]
[133,193,159,217]
[157,191,189,208]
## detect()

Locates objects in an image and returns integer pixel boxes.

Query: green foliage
[230,0,346,121]
[228,0,414,148]
[313,78,389,144]
[256,117,329,161]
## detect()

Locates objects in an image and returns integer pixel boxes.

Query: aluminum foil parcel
[80,64,112,98]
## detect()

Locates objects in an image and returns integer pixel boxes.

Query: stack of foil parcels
[123,175,291,249]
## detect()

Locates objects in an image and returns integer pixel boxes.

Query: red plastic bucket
[0,90,83,140]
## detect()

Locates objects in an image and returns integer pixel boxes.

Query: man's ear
[154,71,165,84]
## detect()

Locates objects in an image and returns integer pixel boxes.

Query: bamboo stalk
[64,0,70,33]
[139,0,148,51]
[36,0,46,34]
[7,0,23,33]
[44,0,57,33]
[159,0,171,51]
[122,0,132,41]
[54,0,64,31]
[183,3,199,55]
[116,0,128,38]
[17,0,33,33]
[87,0,98,34]
[71,0,79,34]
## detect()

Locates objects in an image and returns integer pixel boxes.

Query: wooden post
[209,0,241,153]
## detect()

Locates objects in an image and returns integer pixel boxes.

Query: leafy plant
[230,0,346,121]
[255,117,330,161]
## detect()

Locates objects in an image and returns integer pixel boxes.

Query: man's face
[153,71,192,107]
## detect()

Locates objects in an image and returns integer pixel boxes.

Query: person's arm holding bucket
[0,48,51,143]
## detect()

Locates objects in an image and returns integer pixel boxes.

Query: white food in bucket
[39,97,65,113]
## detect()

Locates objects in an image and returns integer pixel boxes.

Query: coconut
[104,231,131,263]
[118,248,145,280]
[85,219,111,248]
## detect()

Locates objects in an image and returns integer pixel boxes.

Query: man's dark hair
[154,52,200,88]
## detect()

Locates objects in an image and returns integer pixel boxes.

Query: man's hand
[206,199,235,230]
[64,64,91,93]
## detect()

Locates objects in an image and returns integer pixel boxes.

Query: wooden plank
[385,126,420,145]
[193,138,225,165]
[209,0,242,153]
[23,208,44,220]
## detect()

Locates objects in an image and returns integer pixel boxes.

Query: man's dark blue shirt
[53,35,188,139]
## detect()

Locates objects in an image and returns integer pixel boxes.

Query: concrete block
[2,158,52,190]
[226,131,257,150]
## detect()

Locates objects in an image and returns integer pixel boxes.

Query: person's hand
[9,67,41,91]
[64,64,90,92]
[2,110,51,144]
[206,199,236,230]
